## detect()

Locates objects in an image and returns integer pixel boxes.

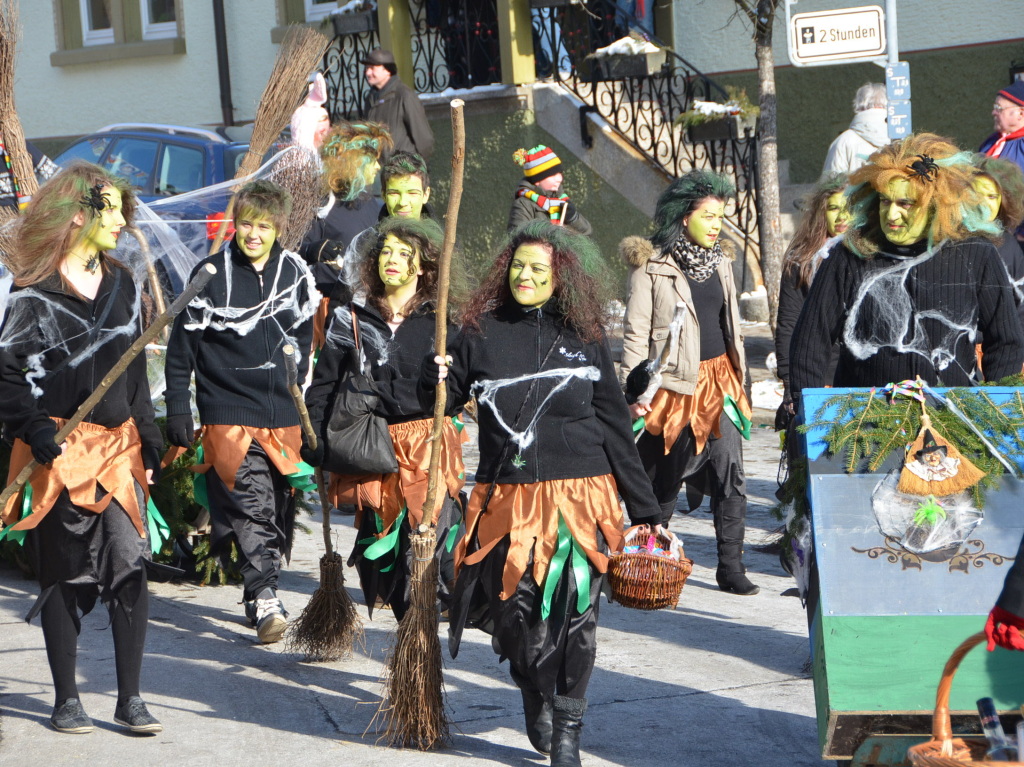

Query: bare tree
[733,0,783,334]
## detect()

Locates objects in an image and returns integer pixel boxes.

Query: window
[155,143,204,196]
[141,0,178,41]
[80,0,114,46]
[102,138,159,194]
[305,0,337,23]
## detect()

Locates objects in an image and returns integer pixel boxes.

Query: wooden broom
[0,0,38,214]
[281,344,363,662]
[208,26,329,255]
[376,99,466,750]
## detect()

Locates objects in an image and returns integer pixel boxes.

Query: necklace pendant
[85,255,100,274]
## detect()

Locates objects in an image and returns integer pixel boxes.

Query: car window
[223,146,247,179]
[55,136,112,166]
[156,143,204,195]
[103,137,159,193]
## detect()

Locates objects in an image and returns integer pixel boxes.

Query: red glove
[985,606,1024,651]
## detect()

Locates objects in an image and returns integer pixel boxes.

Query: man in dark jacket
[362,48,433,164]
[507,145,591,236]
[165,180,318,644]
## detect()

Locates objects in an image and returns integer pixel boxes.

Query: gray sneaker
[51,698,94,734]
[254,597,288,644]
[114,696,162,734]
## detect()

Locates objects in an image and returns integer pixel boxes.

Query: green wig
[651,170,735,252]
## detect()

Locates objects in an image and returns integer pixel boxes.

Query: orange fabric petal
[457,475,625,601]
[195,424,302,491]
[2,418,149,537]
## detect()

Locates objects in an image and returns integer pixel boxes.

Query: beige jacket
[618,236,746,394]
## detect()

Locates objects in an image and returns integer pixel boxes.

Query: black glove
[27,421,61,465]
[142,445,162,485]
[314,239,345,265]
[165,413,196,448]
[624,360,653,405]
[562,201,578,224]
[421,353,445,388]
[300,438,324,468]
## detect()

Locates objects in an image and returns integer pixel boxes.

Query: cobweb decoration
[843,243,979,378]
[871,468,983,557]
[471,366,601,450]
[637,301,686,406]
[323,301,393,368]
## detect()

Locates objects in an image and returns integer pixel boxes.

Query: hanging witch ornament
[897,411,985,497]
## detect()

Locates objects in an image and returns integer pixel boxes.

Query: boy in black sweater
[165,180,319,643]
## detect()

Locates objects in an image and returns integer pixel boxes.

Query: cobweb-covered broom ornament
[897,411,985,497]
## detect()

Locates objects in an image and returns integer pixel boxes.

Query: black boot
[550,695,587,767]
[510,667,552,754]
[714,496,759,596]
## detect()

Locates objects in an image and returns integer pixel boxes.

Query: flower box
[590,50,666,80]
[686,114,757,143]
[331,10,378,37]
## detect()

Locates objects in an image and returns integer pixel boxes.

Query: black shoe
[716,567,760,596]
[114,696,163,734]
[550,695,587,767]
[50,698,93,734]
[521,688,553,755]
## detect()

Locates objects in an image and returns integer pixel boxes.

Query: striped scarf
[517,188,569,222]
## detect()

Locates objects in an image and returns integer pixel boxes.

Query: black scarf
[670,236,723,283]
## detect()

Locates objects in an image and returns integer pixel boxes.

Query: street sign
[789,5,886,66]
[886,61,910,101]
[887,100,912,140]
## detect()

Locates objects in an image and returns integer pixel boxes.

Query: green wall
[712,40,1024,184]
[426,109,652,298]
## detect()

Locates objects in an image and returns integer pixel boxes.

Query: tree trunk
[755,40,783,334]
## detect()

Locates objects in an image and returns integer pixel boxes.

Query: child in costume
[507,145,591,236]
[165,179,319,644]
[0,162,163,734]
[303,217,465,619]
[427,222,660,767]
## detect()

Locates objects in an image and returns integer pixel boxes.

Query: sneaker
[243,599,258,627]
[50,698,94,734]
[254,597,288,644]
[114,696,163,734]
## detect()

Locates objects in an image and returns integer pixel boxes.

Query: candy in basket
[608,525,693,610]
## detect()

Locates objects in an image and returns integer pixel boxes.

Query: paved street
[0,323,830,765]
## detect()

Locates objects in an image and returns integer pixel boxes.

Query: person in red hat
[362,48,433,165]
[981,80,1024,240]
[508,145,592,236]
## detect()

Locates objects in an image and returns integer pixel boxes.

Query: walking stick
[281,344,362,661]
[0,263,217,513]
[378,98,465,750]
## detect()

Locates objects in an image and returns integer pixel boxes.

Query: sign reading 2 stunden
[789,5,886,66]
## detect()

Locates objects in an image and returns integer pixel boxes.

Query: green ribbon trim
[724,393,751,440]
[358,506,407,573]
[453,414,465,433]
[0,484,33,546]
[193,444,209,512]
[541,512,591,620]
[444,507,463,553]
[284,461,316,493]
[632,416,645,435]
[146,497,171,554]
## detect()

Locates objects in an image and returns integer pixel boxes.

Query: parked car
[54,123,253,202]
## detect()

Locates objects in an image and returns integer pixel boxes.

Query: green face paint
[82,185,125,253]
[825,191,850,237]
[385,174,430,219]
[378,233,421,289]
[684,197,725,248]
[509,242,554,308]
[879,178,931,246]
[234,208,278,265]
[972,175,1002,224]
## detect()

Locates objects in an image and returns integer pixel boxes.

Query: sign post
[885,60,912,139]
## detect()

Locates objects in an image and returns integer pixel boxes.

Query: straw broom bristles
[0,0,38,205]
[375,529,449,749]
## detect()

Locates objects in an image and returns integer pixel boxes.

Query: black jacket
[790,237,1024,393]
[306,300,454,436]
[364,76,434,162]
[427,302,660,525]
[165,241,317,428]
[0,263,160,462]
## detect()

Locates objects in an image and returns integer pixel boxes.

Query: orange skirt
[456,475,626,603]
[645,353,750,455]
[329,416,466,532]
[193,424,303,491]
[2,418,149,538]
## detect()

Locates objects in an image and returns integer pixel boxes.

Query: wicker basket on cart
[608,525,693,610]
[907,631,1024,765]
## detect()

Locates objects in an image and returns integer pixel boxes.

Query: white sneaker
[254,597,288,644]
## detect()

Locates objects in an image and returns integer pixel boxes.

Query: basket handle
[930,631,987,755]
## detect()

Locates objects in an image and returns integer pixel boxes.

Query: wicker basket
[608,526,693,610]
[907,631,1023,766]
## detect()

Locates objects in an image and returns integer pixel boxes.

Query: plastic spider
[907,154,938,182]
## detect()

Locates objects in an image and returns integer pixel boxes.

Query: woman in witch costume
[303,216,465,620]
[619,170,757,596]
[0,162,163,734]
[426,221,661,767]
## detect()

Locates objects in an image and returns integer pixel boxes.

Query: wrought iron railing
[321,25,380,121]
[530,0,761,259]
